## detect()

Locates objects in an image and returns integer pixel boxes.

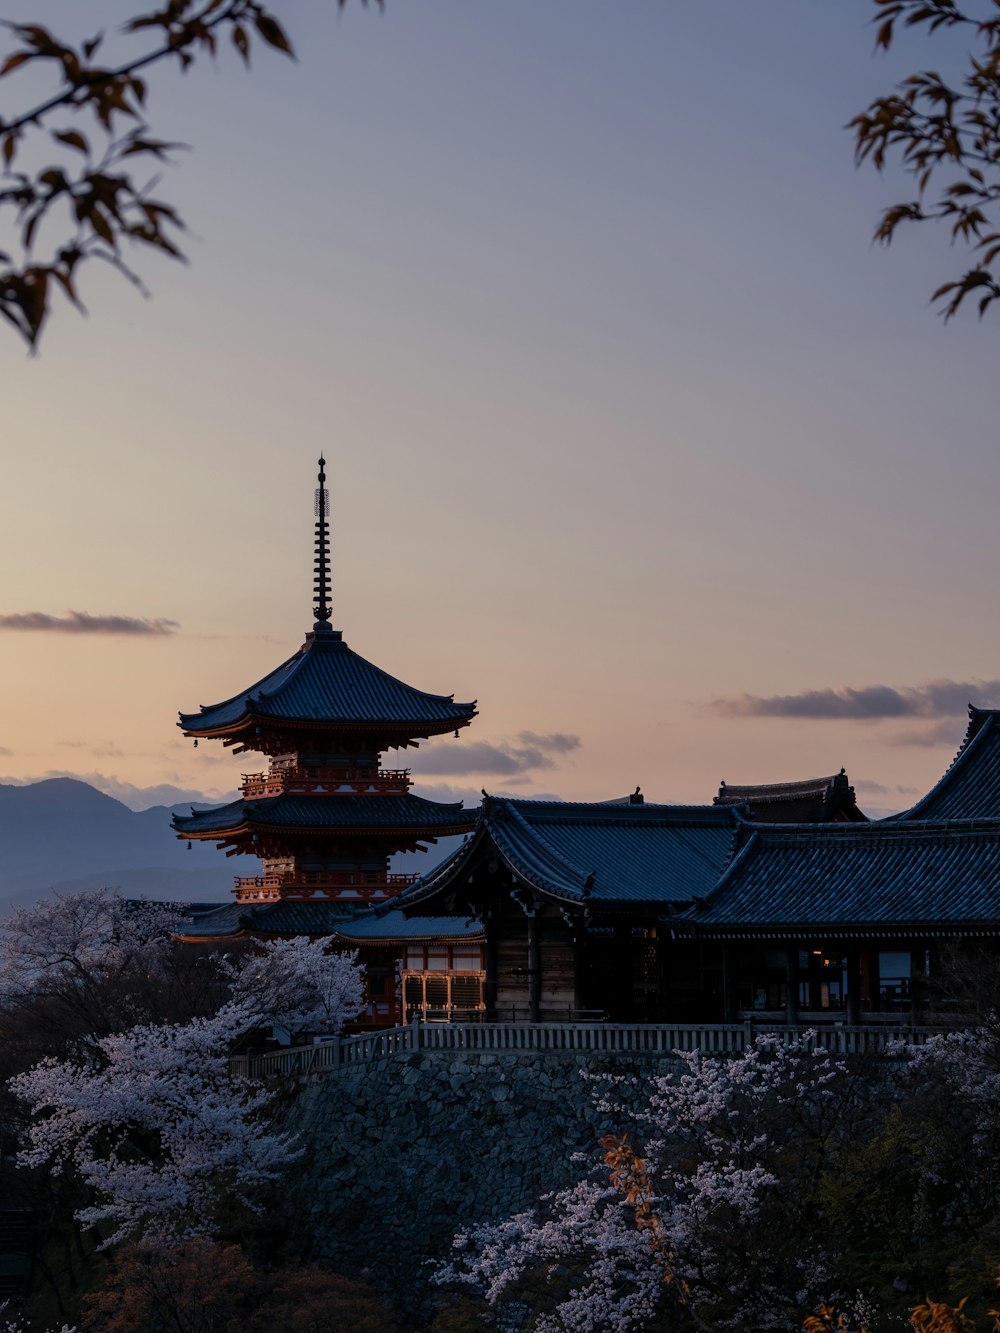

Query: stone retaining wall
[282,1047,680,1315]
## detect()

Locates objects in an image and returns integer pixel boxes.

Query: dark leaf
[254,12,295,57]
[88,206,115,247]
[0,51,33,77]
[52,129,89,154]
[233,25,250,66]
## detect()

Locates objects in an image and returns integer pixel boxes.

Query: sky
[1,1,998,825]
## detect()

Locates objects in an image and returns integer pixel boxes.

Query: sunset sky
[2,1,998,825]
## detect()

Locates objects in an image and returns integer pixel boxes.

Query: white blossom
[215,935,363,1034]
[9,933,364,1247]
[0,888,181,1002]
[439,1032,862,1331]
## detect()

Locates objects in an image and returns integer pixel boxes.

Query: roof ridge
[494,800,593,897]
[892,711,994,820]
[180,647,302,722]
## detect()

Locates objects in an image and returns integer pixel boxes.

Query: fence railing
[229,1019,951,1080]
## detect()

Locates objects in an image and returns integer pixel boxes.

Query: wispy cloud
[711,679,1000,721]
[882,720,965,749]
[408,778,565,805]
[413,732,581,778]
[58,740,125,758]
[0,611,178,635]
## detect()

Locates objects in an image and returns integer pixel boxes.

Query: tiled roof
[178,624,476,736]
[173,793,477,838]
[332,910,484,942]
[715,771,864,823]
[895,708,1000,822]
[684,819,1000,934]
[174,899,365,938]
[397,796,744,909]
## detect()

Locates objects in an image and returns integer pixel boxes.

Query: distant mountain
[0,778,467,912]
[0,778,229,909]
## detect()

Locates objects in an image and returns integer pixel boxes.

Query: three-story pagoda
[173,458,478,910]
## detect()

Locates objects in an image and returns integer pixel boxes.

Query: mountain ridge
[0,778,464,912]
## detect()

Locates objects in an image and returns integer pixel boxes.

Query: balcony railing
[233,870,418,903]
[229,1019,954,1080]
[241,766,411,798]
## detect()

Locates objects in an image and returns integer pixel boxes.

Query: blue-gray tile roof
[397,796,744,909]
[176,899,365,938]
[894,709,1000,822]
[332,911,484,942]
[178,624,476,735]
[715,770,865,823]
[173,793,477,838]
[685,819,1000,934]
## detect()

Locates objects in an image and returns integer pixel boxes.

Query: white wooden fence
[228,1019,949,1080]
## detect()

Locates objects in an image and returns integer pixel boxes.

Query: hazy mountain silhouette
[0,778,465,913]
[0,778,228,909]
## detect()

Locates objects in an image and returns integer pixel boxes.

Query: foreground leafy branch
[0,0,366,349]
[852,0,1000,319]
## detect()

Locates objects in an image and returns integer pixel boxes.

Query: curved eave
[178,631,478,738]
[398,814,604,912]
[677,918,1000,939]
[178,709,477,743]
[395,825,492,910]
[178,819,476,844]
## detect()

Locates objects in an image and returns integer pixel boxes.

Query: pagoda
[173,458,478,911]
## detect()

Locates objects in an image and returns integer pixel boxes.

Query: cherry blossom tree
[0,890,207,1064]
[9,931,363,1247]
[438,1033,886,1332]
[216,934,363,1036]
[11,1007,298,1246]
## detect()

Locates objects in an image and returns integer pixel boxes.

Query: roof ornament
[313,455,332,629]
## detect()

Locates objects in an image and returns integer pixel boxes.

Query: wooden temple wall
[492,906,577,1021]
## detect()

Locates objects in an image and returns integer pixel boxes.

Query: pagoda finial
[313,455,332,627]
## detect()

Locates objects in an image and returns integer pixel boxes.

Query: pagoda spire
[313,455,332,628]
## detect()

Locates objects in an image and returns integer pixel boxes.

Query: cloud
[409,781,565,811]
[58,740,125,758]
[0,771,237,811]
[412,731,581,778]
[711,678,1000,721]
[410,781,485,808]
[516,731,581,754]
[852,779,918,797]
[0,611,178,635]
[882,720,964,748]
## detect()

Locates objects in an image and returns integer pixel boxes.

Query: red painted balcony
[240,765,411,798]
[233,869,418,903]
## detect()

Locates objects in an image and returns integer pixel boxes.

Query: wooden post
[846,945,860,1026]
[784,946,798,1026]
[572,923,586,1016]
[484,925,498,1020]
[721,942,738,1023]
[613,922,633,1021]
[527,914,541,1023]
